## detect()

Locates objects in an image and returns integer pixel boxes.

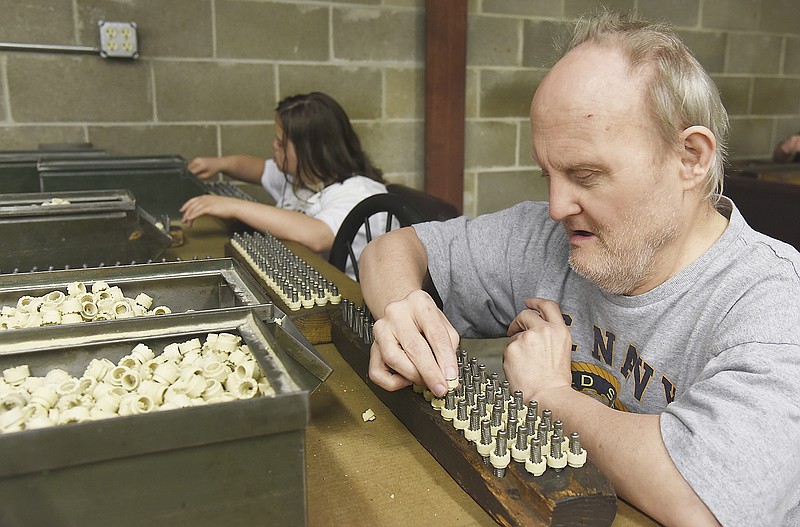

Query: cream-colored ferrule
[108,366,129,387]
[180,349,201,367]
[511,444,531,463]
[56,377,80,396]
[118,394,154,416]
[43,290,66,307]
[215,333,240,353]
[131,343,155,364]
[25,414,56,429]
[94,393,121,413]
[3,364,30,385]
[118,355,139,369]
[61,313,83,324]
[138,379,167,405]
[58,405,91,424]
[60,297,82,314]
[475,438,495,458]
[453,415,469,432]
[55,393,82,411]
[0,406,27,431]
[235,360,257,380]
[179,365,204,383]
[525,457,547,476]
[490,450,511,470]
[44,368,71,385]
[16,296,40,313]
[121,370,141,391]
[202,379,224,400]
[202,361,229,383]
[40,307,61,325]
[112,300,134,319]
[67,281,87,297]
[1,391,29,410]
[106,286,124,301]
[153,362,180,385]
[134,292,153,310]
[233,378,258,399]
[464,427,481,443]
[182,374,206,398]
[84,358,113,382]
[567,449,587,468]
[161,342,181,362]
[91,280,110,293]
[227,348,247,366]
[178,338,202,354]
[30,385,59,408]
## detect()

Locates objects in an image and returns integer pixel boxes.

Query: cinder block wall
[1,0,799,218]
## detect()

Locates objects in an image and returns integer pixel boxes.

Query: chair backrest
[328,193,425,281]
[723,173,800,250]
[386,183,460,222]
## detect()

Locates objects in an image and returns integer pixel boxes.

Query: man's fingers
[420,315,460,385]
[507,309,546,336]
[368,342,414,391]
[523,298,566,323]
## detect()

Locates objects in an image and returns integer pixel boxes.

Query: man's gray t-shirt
[414,197,800,526]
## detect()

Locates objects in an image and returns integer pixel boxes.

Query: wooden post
[424,0,467,213]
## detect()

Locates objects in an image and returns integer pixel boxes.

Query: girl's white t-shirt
[260,159,390,277]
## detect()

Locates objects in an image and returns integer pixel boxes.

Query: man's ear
[679,126,716,191]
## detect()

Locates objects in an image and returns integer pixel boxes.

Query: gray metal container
[0,189,171,272]
[37,155,207,219]
[0,308,320,527]
[0,258,332,382]
[0,150,108,194]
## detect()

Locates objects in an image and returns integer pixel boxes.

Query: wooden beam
[424,0,467,213]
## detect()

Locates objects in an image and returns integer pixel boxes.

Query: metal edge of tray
[0,258,266,299]
[0,308,312,478]
[36,155,187,172]
[0,150,108,162]
[0,189,138,217]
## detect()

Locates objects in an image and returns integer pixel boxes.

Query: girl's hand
[179,195,240,227]
[187,157,223,180]
[503,297,573,402]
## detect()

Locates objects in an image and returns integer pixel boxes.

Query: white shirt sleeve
[260,159,287,203]
[313,177,387,236]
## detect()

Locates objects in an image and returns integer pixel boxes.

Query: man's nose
[548,178,581,222]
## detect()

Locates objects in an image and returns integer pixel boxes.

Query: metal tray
[0,257,332,384]
[0,308,317,527]
[0,189,171,272]
[37,155,207,218]
[0,149,108,194]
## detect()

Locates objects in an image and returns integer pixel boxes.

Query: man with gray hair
[360,11,800,526]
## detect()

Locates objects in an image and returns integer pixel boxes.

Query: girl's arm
[179,196,334,253]
[187,155,267,184]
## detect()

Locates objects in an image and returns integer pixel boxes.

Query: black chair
[723,173,800,250]
[386,183,460,222]
[328,193,425,281]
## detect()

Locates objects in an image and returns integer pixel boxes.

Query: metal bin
[0,308,323,527]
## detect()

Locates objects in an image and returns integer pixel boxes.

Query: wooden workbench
[166,217,657,527]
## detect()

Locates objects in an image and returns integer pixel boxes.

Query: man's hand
[504,298,573,402]
[368,289,460,397]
